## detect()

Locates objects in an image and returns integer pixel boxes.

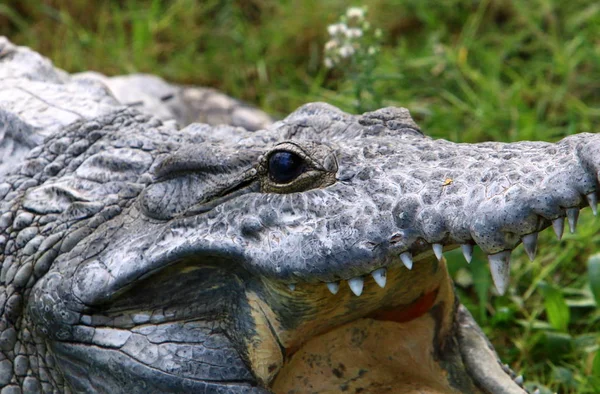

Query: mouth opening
[264,262,455,393]
[236,251,457,393]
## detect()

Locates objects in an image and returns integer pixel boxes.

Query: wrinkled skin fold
[1,37,598,393]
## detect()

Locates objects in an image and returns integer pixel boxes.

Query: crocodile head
[2,39,599,394]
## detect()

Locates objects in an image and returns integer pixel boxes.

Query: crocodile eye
[268,151,306,184]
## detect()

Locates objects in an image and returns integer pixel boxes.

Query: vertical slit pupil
[268,151,305,183]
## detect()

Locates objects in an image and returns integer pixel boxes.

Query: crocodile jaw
[269,271,456,393]
[242,255,521,393]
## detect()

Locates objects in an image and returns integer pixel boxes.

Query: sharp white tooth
[514,375,524,385]
[533,390,540,394]
[488,250,511,295]
[287,284,296,291]
[566,208,579,233]
[326,282,339,295]
[522,233,538,261]
[587,192,598,216]
[348,277,364,296]
[432,243,443,261]
[371,268,387,288]
[552,217,564,240]
[461,244,473,263]
[400,252,413,270]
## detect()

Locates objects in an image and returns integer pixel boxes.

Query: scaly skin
[1,38,598,393]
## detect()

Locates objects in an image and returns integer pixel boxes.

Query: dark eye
[268,151,306,183]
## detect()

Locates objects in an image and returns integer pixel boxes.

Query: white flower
[368,46,377,55]
[346,7,365,20]
[345,28,363,38]
[338,44,355,58]
[324,40,338,51]
[324,57,335,68]
[327,23,348,36]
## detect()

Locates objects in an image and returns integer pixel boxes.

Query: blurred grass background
[1,0,599,392]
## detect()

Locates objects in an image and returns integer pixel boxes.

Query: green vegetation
[2,0,599,392]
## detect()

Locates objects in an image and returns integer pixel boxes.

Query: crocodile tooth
[587,192,598,216]
[533,390,540,394]
[326,282,340,295]
[461,244,473,263]
[522,233,538,261]
[371,268,387,288]
[566,208,579,233]
[514,375,524,385]
[400,252,413,270]
[552,217,564,240]
[348,277,364,296]
[432,243,443,261]
[488,250,511,295]
[287,284,296,291]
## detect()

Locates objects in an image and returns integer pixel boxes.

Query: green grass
[2,0,600,392]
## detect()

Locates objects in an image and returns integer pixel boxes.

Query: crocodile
[1,37,598,394]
